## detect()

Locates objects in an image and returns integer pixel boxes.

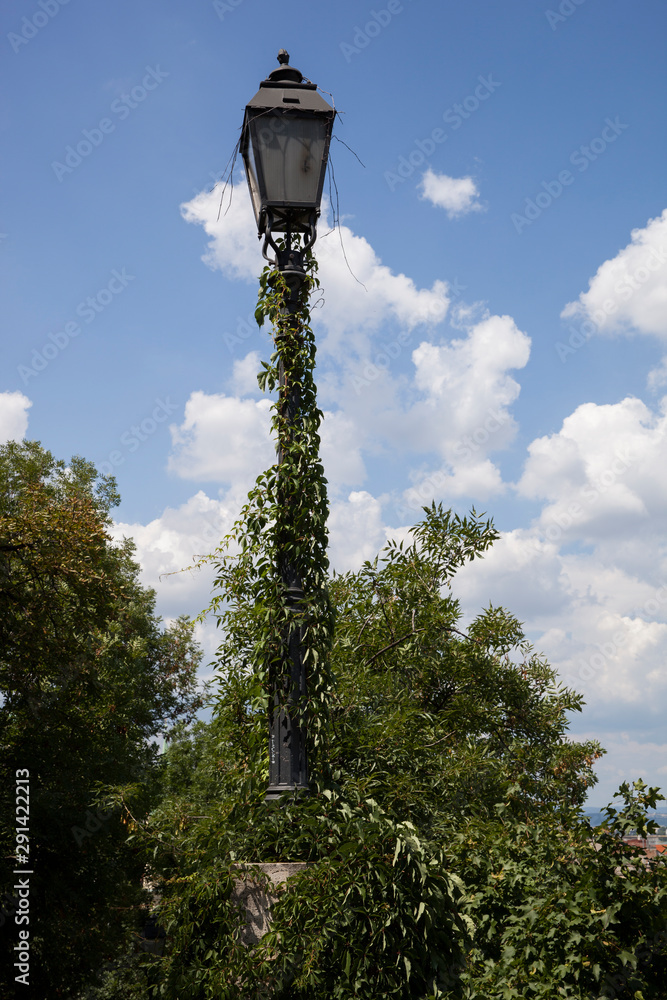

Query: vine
[203,240,335,776]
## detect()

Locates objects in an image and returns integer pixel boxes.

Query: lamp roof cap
[260,50,316,90]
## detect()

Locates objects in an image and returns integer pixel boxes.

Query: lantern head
[241,50,335,259]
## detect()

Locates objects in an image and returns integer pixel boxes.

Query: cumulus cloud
[110,487,401,700]
[181,184,263,283]
[647,356,667,391]
[450,386,667,768]
[418,169,483,218]
[454,519,667,754]
[319,410,366,490]
[454,528,572,624]
[409,313,530,454]
[180,181,507,500]
[230,350,262,396]
[111,491,239,676]
[168,390,273,487]
[561,208,667,338]
[569,731,667,806]
[165,303,530,514]
[539,571,667,705]
[166,385,365,495]
[498,393,667,729]
[111,491,235,621]
[301,308,530,517]
[181,184,450,351]
[398,460,505,515]
[327,491,389,572]
[160,304,532,574]
[382,313,530,507]
[112,487,392,635]
[517,395,667,545]
[0,391,31,445]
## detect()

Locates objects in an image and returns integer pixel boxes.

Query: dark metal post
[265,240,309,803]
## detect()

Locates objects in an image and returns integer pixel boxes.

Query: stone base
[231,862,309,946]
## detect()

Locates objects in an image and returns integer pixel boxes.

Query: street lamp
[241,49,335,277]
[241,52,335,803]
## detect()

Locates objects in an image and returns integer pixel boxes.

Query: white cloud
[648,356,667,391]
[112,491,239,676]
[112,488,391,653]
[181,183,513,502]
[181,184,263,283]
[319,410,366,490]
[399,459,505,513]
[452,389,667,753]
[454,528,572,623]
[0,392,31,444]
[409,313,529,456]
[230,350,262,395]
[327,491,388,572]
[110,485,399,702]
[418,169,483,218]
[160,310,531,568]
[168,390,273,487]
[455,522,667,736]
[166,302,530,512]
[111,491,235,620]
[568,731,667,807]
[541,581,667,705]
[332,311,530,480]
[181,184,451,351]
[314,222,450,347]
[383,313,530,506]
[166,386,366,495]
[562,208,667,338]
[517,395,667,544]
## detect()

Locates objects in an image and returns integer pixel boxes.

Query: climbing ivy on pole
[205,242,334,790]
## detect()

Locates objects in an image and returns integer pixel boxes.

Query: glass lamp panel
[251,114,328,207]
[244,141,262,227]
[241,116,263,227]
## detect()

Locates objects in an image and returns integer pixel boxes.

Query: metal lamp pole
[240,51,335,803]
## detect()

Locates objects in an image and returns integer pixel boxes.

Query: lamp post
[241,51,335,803]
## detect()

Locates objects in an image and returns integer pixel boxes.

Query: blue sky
[2,0,666,805]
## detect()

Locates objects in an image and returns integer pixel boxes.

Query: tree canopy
[0,440,202,998]
[102,502,667,999]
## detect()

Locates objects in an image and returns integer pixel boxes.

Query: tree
[105,496,665,998]
[0,440,202,999]
[450,779,667,998]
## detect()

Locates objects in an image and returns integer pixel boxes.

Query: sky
[2,0,666,807]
